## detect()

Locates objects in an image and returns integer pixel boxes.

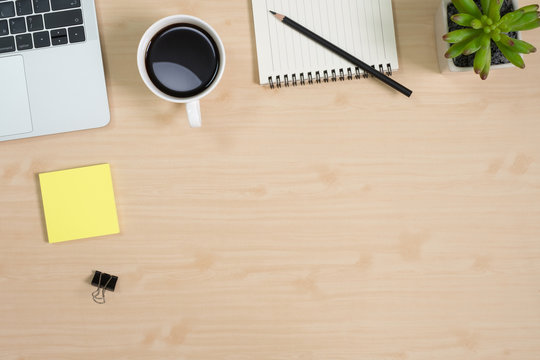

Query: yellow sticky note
[39,164,119,243]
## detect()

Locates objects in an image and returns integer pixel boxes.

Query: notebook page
[251,0,399,85]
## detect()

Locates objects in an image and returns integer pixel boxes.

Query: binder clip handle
[91,271,118,304]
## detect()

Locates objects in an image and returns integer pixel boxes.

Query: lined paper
[251,0,399,85]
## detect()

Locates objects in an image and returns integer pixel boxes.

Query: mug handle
[186,101,202,128]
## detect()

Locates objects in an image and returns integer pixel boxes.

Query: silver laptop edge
[0,0,110,142]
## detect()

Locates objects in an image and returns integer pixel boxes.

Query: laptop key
[51,35,68,45]
[51,0,80,11]
[68,25,84,43]
[50,28,66,37]
[9,17,26,34]
[0,36,15,53]
[15,33,32,50]
[16,0,33,16]
[27,15,44,31]
[51,27,67,45]
[44,9,83,29]
[33,30,50,47]
[33,0,50,13]
[0,2,16,19]
[0,20,8,36]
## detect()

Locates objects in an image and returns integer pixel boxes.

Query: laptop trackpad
[0,56,32,137]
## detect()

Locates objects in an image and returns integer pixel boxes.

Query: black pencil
[269,11,412,97]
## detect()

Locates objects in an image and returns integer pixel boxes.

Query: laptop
[0,0,109,142]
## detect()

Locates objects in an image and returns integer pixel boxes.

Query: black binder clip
[91,271,118,304]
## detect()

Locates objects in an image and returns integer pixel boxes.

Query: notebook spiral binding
[268,63,393,89]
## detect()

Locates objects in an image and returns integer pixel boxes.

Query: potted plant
[435,0,539,79]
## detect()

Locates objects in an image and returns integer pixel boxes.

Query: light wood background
[1,0,540,359]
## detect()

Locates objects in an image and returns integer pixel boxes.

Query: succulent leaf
[518,4,539,13]
[499,34,537,53]
[471,19,483,28]
[498,33,515,47]
[462,35,484,55]
[445,39,474,58]
[508,11,539,27]
[451,13,480,27]
[509,17,540,31]
[473,41,490,74]
[452,0,483,19]
[488,0,503,22]
[480,49,491,80]
[513,39,537,53]
[443,28,480,43]
[497,43,525,68]
[491,33,501,41]
[480,0,491,14]
[500,10,524,25]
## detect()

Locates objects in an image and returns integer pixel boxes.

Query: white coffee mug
[137,15,226,128]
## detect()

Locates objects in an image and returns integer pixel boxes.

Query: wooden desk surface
[2,0,540,359]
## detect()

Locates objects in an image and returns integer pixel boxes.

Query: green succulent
[443,0,539,79]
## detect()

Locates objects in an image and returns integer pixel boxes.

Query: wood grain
[1,0,540,359]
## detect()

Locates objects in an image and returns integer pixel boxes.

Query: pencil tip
[269,11,285,21]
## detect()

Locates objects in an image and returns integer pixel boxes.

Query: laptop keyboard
[0,0,85,54]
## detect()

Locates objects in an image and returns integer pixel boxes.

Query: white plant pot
[435,0,521,73]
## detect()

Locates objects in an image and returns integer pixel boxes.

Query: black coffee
[145,24,220,98]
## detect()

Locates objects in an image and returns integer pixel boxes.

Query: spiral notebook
[251,0,399,88]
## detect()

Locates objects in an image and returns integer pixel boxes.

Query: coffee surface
[145,24,220,98]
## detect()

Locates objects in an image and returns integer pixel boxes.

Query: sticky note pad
[39,164,119,243]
